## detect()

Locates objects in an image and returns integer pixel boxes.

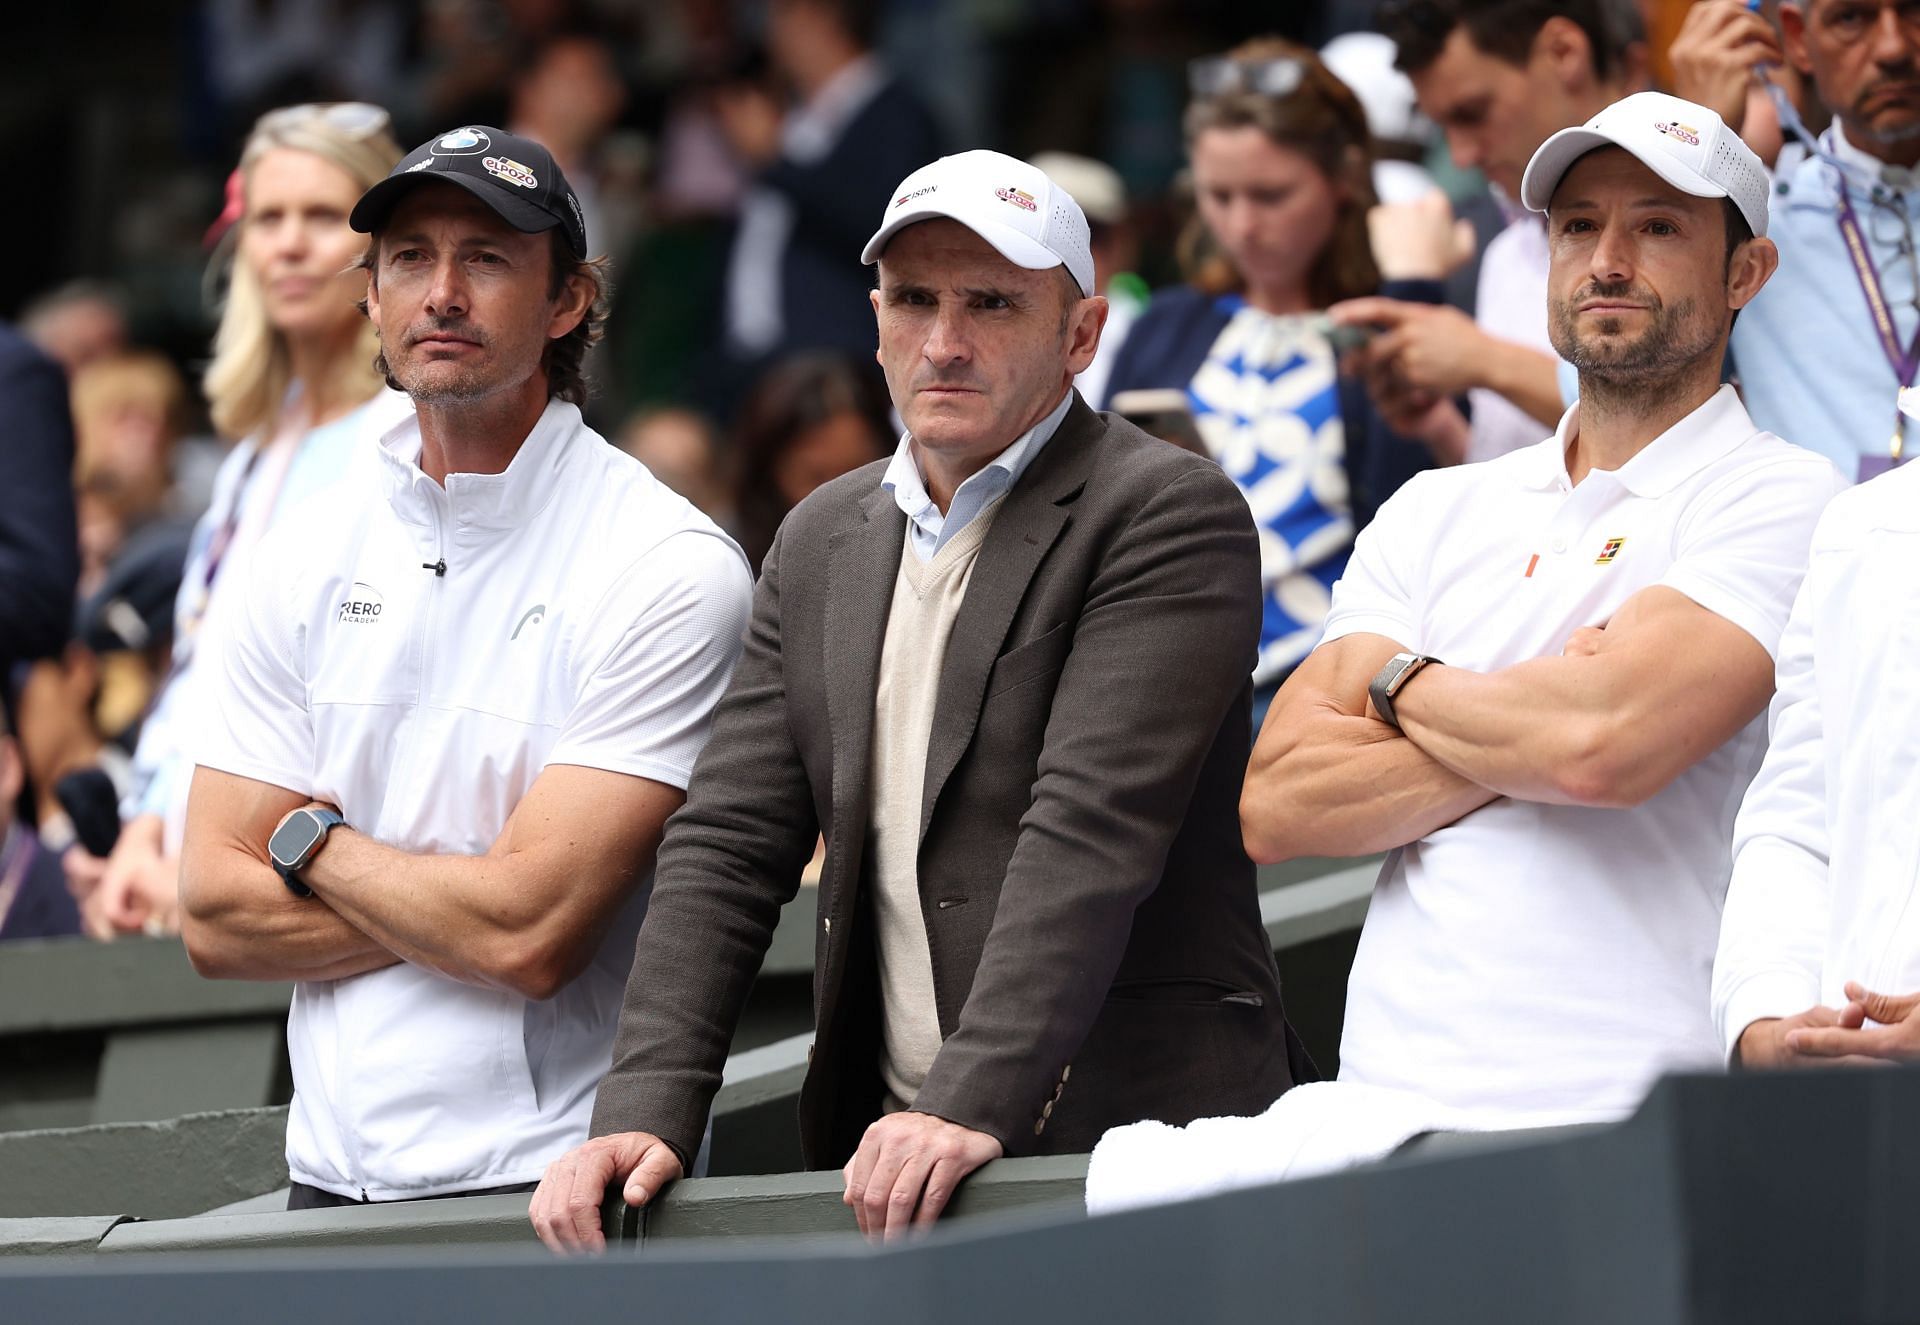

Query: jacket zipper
[337,500,448,1201]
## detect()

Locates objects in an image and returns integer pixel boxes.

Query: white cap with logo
[861,149,1096,296]
[1520,91,1770,238]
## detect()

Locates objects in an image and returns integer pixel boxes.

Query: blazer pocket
[1105,976,1266,1009]
[985,621,1071,698]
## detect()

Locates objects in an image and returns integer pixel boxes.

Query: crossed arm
[178,762,684,1000]
[1242,585,1778,864]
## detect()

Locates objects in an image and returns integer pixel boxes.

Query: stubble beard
[1549,285,1719,414]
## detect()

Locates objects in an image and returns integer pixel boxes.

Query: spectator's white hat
[1520,91,1769,238]
[861,150,1096,296]
[1027,151,1127,229]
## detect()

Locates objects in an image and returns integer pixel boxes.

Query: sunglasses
[255,101,392,140]
[1187,56,1306,101]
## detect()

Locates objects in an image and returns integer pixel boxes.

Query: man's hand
[1668,0,1783,131]
[85,816,181,938]
[1367,192,1478,282]
[529,1131,684,1255]
[61,843,108,905]
[842,1111,1003,1241]
[1736,1002,1887,1069]
[1333,297,1489,401]
[1777,982,1920,1063]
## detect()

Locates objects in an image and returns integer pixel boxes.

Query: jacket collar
[377,398,580,533]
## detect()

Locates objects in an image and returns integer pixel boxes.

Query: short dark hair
[357,230,610,406]
[1378,0,1614,80]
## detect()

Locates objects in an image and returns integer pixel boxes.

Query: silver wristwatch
[1369,652,1443,731]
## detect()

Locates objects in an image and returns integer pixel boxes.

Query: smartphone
[1109,389,1211,459]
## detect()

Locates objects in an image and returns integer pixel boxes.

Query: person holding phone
[1099,39,1464,719]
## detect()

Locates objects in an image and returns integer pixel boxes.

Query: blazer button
[1033,1118,1046,1136]
[1042,1100,1054,1119]
[1061,1065,1071,1082]
[823,917,832,934]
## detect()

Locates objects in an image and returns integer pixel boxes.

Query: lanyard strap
[1835,190,1920,388]
[0,827,36,935]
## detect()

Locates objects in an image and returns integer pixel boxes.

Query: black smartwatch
[269,807,345,898]
[1369,652,1444,731]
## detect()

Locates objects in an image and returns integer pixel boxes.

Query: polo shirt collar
[378,398,578,532]
[1526,385,1756,498]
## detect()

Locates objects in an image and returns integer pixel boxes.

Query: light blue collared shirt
[1730,127,1920,475]
[880,390,1074,562]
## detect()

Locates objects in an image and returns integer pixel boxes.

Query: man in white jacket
[1715,453,1920,1067]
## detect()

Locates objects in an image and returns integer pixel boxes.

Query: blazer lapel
[917,399,1100,843]
[825,486,907,885]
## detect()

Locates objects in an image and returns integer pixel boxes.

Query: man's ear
[1728,234,1781,311]
[1779,4,1813,78]
[1534,15,1597,92]
[363,260,382,324]
[1065,294,1110,376]
[547,270,594,340]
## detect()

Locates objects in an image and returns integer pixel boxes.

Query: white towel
[1084,1081,1486,1215]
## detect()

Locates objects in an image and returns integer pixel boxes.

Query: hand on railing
[529,1131,683,1254]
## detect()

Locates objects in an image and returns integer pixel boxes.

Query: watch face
[269,812,323,870]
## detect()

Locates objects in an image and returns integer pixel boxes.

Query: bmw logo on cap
[434,127,491,155]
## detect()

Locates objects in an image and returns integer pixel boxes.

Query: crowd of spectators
[10,0,1920,1240]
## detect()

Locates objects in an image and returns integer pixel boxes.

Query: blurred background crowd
[0,0,1815,942]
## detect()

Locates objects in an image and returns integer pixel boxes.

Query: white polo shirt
[1715,461,1920,1055]
[1322,386,1845,1127]
[198,399,752,1199]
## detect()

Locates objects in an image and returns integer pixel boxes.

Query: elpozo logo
[995,186,1037,212]
[483,155,538,189]
[1653,120,1700,147]
[337,582,385,624]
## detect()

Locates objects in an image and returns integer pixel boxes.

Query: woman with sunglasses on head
[1102,39,1467,724]
[74,103,412,938]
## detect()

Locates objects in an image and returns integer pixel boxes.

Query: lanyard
[1761,76,1919,459]
[1835,189,1920,460]
[0,827,36,935]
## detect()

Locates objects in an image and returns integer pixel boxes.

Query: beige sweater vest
[870,504,1001,1110]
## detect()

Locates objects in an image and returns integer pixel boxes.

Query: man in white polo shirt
[178,127,752,1207]
[1714,408,1920,1069]
[1242,93,1847,1127]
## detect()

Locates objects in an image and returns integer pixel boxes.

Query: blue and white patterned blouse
[1188,297,1353,684]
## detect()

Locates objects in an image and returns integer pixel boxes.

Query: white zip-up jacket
[1714,460,1920,1058]
[199,400,751,1199]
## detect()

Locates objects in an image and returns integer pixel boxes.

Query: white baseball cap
[861,149,1096,296]
[1520,91,1769,238]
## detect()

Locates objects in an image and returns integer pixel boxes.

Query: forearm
[1242,711,1497,862]
[300,830,563,998]
[1478,340,1564,429]
[180,844,396,983]
[1395,657,1634,806]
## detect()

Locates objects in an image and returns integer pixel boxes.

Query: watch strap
[1370,653,1443,731]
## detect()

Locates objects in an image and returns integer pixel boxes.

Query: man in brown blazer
[531,150,1299,1251]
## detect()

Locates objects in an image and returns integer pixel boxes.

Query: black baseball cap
[350,125,587,258]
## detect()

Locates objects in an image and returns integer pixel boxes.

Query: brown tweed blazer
[590,393,1300,1168]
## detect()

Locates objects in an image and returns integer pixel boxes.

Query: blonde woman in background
[71,103,411,937]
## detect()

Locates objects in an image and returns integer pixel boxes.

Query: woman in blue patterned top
[1102,38,1464,718]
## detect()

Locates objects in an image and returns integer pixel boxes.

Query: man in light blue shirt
[1715,0,1920,479]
